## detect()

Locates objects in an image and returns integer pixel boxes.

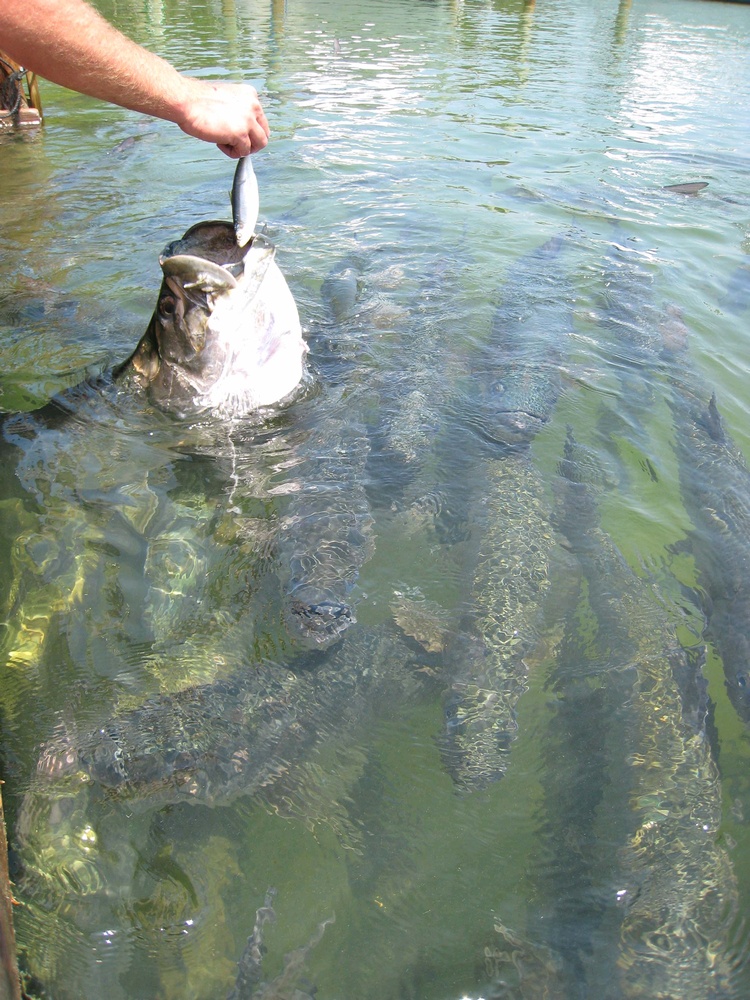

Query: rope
[0,56,27,120]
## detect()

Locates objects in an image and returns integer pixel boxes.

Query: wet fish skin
[232,155,260,248]
[117,220,306,418]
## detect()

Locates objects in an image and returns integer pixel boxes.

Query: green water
[2,0,750,997]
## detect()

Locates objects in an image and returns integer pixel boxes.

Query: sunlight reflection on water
[2,0,750,997]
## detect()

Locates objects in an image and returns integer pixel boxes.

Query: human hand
[176,80,270,157]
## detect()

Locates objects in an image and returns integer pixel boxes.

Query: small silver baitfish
[232,155,260,248]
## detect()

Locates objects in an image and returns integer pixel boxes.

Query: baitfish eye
[159,295,176,318]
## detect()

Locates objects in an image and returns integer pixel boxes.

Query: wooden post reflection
[614,0,632,46]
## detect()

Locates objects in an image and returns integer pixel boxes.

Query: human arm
[0,0,269,156]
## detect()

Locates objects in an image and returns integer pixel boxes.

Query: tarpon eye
[159,295,177,319]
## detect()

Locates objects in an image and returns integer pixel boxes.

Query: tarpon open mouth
[117,221,306,417]
[159,220,275,290]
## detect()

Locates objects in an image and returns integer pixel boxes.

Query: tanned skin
[1,0,270,157]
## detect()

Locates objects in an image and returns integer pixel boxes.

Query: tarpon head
[118,221,307,418]
[471,361,562,451]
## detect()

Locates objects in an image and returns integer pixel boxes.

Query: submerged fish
[667,383,750,725]
[232,155,260,249]
[438,457,559,790]
[14,626,437,997]
[720,261,750,316]
[547,429,745,998]
[34,626,426,806]
[470,233,571,450]
[229,889,278,1000]
[592,235,750,727]
[228,888,333,1000]
[437,235,576,789]
[472,430,744,998]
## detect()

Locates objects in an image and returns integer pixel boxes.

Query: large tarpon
[29,625,433,808]
[14,625,438,998]
[435,234,576,789]
[117,219,306,418]
[471,233,570,450]
[473,425,745,998]
[666,378,750,725]
[546,429,745,998]
[0,207,376,693]
[592,236,750,726]
[0,196,380,995]
[471,429,745,997]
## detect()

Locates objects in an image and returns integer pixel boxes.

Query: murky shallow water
[2,0,750,997]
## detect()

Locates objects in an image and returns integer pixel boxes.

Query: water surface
[2,0,750,997]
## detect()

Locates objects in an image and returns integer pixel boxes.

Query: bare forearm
[1,0,188,119]
[0,0,270,156]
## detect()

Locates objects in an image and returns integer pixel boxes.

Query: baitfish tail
[228,888,333,1000]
